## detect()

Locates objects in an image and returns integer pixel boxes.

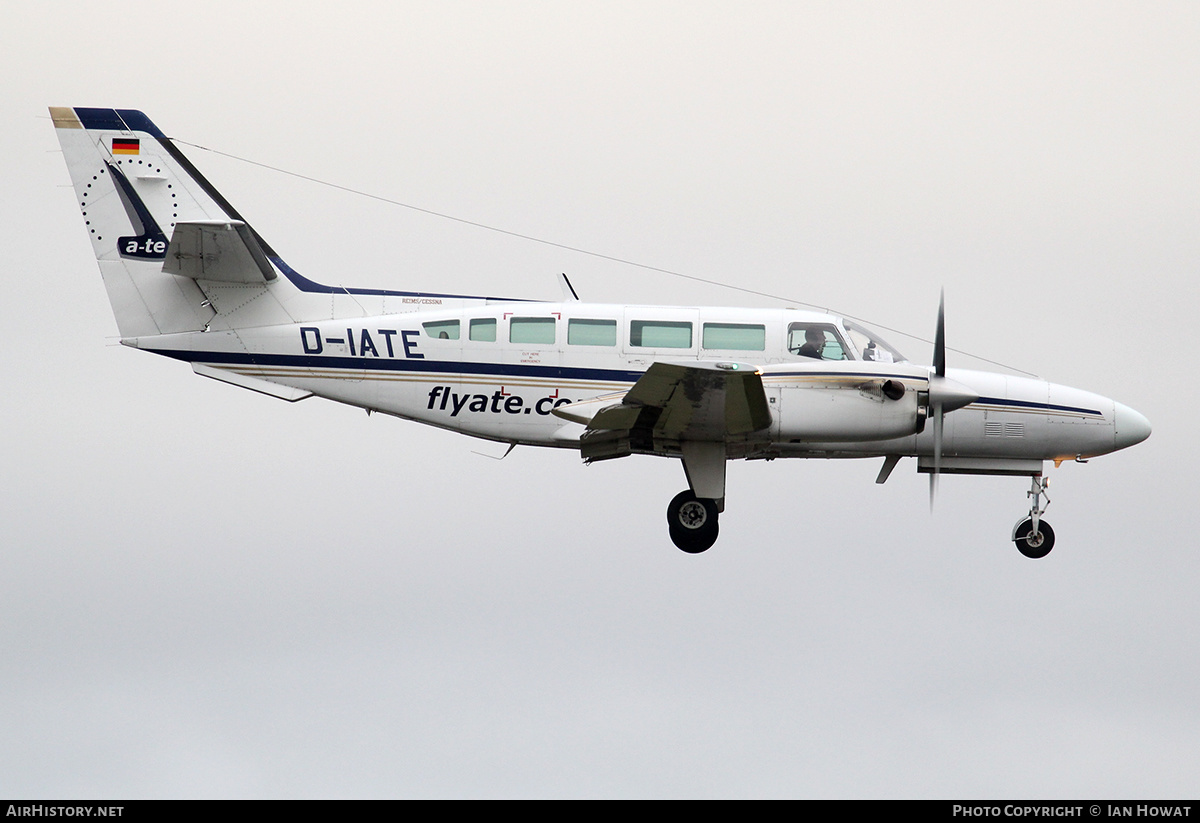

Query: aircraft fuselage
[124,302,1148,468]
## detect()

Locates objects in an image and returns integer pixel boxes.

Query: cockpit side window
[787,323,849,360]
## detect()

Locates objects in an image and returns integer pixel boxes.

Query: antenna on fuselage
[472,442,518,461]
[557,272,580,301]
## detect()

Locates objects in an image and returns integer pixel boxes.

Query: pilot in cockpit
[796,328,826,360]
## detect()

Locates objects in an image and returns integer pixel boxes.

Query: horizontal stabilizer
[163,220,277,284]
[192,363,312,402]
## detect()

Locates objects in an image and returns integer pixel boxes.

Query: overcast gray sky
[3,1,1198,798]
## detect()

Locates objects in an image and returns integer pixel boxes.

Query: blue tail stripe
[73,108,167,137]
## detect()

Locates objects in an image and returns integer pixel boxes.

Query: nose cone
[1114,402,1152,451]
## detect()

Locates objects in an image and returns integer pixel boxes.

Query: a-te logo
[118,233,168,259]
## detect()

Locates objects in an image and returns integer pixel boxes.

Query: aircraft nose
[1114,402,1152,451]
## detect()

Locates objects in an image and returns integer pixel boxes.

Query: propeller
[927,290,979,509]
[930,291,945,508]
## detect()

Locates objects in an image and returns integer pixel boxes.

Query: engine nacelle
[775,378,922,442]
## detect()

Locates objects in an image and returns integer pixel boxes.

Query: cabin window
[509,316,557,345]
[629,320,693,348]
[702,322,765,351]
[469,318,497,342]
[423,319,460,340]
[568,318,617,346]
[787,323,849,361]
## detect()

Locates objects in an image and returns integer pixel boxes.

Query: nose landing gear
[1012,475,1055,558]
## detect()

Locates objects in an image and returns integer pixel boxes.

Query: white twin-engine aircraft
[52,107,1151,557]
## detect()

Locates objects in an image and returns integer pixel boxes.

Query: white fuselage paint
[124,301,1139,464]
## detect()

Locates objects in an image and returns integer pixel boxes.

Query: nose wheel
[667,490,719,553]
[1013,517,1055,558]
[1012,475,1055,558]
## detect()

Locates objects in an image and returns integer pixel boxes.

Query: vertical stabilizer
[53,107,512,336]
[51,107,298,337]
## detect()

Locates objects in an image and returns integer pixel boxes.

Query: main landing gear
[667,491,720,553]
[668,442,726,553]
[1012,475,1055,559]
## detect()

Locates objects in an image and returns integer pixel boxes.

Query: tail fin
[51,107,295,338]
[53,107,515,338]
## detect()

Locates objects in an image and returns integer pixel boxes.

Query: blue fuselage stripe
[141,350,1106,416]
[146,348,646,383]
[973,395,1103,417]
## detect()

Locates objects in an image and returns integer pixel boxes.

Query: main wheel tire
[670,521,720,553]
[1013,518,1055,559]
[667,491,719,554]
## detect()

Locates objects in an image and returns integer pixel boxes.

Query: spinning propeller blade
[933,289,946,379]
[930,292,945,508]
[926,290,979,509]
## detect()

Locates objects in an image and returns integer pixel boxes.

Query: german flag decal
[112,137,140,155]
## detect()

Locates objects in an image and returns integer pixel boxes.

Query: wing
[554,361,771,462]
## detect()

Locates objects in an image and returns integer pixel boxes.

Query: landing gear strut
[668,442,726,554]
[1012,475,1055,558]
[667,491,719,554]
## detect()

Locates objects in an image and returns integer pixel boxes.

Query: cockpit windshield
[842,319,907,363]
